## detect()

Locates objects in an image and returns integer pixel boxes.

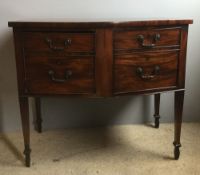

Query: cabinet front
[20,31,96,95]
[113,27,182,94]
[114,51,179,94]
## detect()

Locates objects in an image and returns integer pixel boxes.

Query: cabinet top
[8,19,193,28]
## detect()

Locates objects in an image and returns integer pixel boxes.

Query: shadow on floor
[30,126,175,164]
[0,134,24,163]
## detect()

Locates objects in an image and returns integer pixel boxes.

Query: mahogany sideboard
[8,19,193,167]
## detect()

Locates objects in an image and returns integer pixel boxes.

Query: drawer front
[22,32,95,54]
[114,28,181,51]
[24,56,95,94]
[114,51,179,93]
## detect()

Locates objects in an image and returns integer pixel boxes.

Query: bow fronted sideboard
[8,19,193,167]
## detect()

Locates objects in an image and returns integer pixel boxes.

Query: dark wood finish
[178,26,188,88]
[35,98,42,133]
[13,30,26,95]
[22,32,95,54]
[173,90,184,160]
[114,27,181,51]
[154,93,161,128]
[95,29,113,96]
[9,19,192,166]
[19,97,31,167]
[114,51,178,94]
[25,56,95,95]
[8,19,193,29]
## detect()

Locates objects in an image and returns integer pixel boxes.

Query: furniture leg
[19,97,31,167]
[35,97,42,133]
[154,93,161,128]
[173,90,184,160]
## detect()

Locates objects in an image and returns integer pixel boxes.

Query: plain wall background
[0,0,200,132]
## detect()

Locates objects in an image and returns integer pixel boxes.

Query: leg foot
[173,142,181,160]
[24,144,31,167]
[154,115,160,128]
[35,98,42,133]
[154,93,161,128]
[19,97,31,167]
[173,90,184,160]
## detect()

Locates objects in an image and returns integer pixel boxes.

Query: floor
[0,123,199,175]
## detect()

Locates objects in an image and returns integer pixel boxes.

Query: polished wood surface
[9,19,192,167]
[8,19,193,28]
[22,32,95,54]
[114,27,181,51]
[95,29,113,97]
[25,56,95,95]
[114,51,178,94]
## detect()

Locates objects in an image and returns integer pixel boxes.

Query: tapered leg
[35,97,42,133]
[154,93,161,128]
[173,90,184,160]
[19,97,31,167]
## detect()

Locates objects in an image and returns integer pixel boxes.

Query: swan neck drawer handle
[48,70,72,83]
[137,34,160,48]
[45,38,72,51]
[136,66,160,80]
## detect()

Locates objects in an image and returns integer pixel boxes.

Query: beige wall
[0,0,200,132]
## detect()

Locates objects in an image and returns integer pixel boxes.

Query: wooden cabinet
[8,19,192,167]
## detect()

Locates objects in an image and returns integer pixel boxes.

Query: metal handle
[136,65,160,80]
[137,34,160,48]
[48,70,72,83]
[45,38,72,51]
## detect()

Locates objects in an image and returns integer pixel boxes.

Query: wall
[0,0,200,132]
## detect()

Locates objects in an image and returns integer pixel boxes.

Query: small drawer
[24,56,95,94]
[114,27,181,51]
[114,51,179,94]
[22,32,95,54]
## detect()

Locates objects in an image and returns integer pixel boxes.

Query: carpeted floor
[0,123,199,175]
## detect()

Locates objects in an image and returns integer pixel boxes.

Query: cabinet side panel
[178,25,189,88]
[13,29,26,96]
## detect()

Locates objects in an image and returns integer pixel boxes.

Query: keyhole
[56,60,62,65]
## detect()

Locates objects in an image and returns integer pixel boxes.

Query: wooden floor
[0,123,199,175]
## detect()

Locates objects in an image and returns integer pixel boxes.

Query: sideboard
[8,19,193,167]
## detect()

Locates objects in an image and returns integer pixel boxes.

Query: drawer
[22,32,95,54]
[24,56,95,94]
[114,28,181,51]
[114,51,179,93]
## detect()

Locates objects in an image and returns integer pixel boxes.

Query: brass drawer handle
[48,70,72,83]
[136,65,160,80]
[45,38,72,51]
[137,34,160,48]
